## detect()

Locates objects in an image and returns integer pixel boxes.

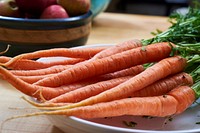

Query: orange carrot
[131,72,193,97]
[16,74,57,84]
[0,65,142,100]
[0,66,69,100]
[34,42,173,87]
[10,65,69,76]
[2,47,108,68]
[0,56,10,63]
[16,85,195,119]
[45,56,186,110]
[12,65,143,84]
[102,65,144,79]
[91,39,142,60]
[3,57,84,70]
[47,76,132,103]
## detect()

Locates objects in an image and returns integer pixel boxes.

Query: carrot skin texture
[54,56,187,109]
[4,58,84,70]
[34,42,173,87]
[0,64,143,100]
[13,65,144,84]
[48,76,132,103]
[2,47,107,68]
[10,65,70,76]
[131,72,193,97]
[0,56,10,63]
[102,65,144,79]
[31,86,195,119]
[17,74,57,84]
[168,86,196,114]
[92,39,142,60]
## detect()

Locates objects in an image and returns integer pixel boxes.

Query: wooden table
[0,12,170,133]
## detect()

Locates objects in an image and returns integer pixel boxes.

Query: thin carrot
[11,65,143,84]
[11,85,196,119]
[18,65,145,107]
[0,66,68,100]
[0,56,10,63]
[102,65,144,79]
[16,74,57,84]
[52,65,145,93]
[131,72,193,97]
[21,96,71,107]
[1,47,108,68]
[91,39,142,60]
[42,56,186,110]
[3,57,84,70]
[47,76,132,104]
[10,65,69,76]
[34,42,174,87]
[0,64,142,100]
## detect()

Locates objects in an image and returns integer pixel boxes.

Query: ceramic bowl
[0,10,92,56]
[91,0,111,18]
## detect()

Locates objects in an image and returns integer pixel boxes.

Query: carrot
[16,74,57,84]
[0,65,69,100]
[3,57,84,70]
[102,65,144,79]
[0,64,143,100]
[131,72,193,97]
[34,42,174,87]
[43,56,186,110]
[18,65,145,107]
[0,56,10,63]
[21,96,71,107]
[12,65,143,84]
[12,85,196,119]
[10,65,69,76]
[1,47,108,68]
[91,39,142,60]
[47,76,132,103]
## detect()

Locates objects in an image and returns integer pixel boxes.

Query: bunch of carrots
[1,4,200,121]
[0,38,200,120]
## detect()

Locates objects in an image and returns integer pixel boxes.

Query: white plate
[31,44,200,133]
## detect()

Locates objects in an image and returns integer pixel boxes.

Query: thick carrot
[131,72,193,97]
[1,47,107,68]
[15,85,195,119]
[91,39,142,60]
[10,65,69,76]
[3,57,84,70]
[44,56,186,110]
[34,42,173,87]
[47,76,132,103]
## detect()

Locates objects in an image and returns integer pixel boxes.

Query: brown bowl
[0,10,92,56]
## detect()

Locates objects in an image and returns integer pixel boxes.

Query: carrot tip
[21,96,42,107]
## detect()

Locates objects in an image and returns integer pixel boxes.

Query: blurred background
[104,0,192,16]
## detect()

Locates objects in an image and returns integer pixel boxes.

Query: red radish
[40,5,69,19]
[15,0,57,15]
